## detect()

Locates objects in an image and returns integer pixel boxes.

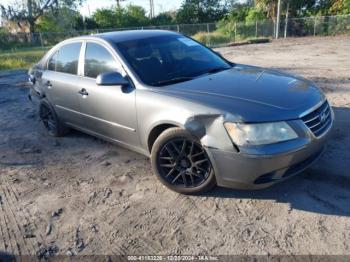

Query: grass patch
[0,48,49,71]
[192,31,231,46]
[192,31,270,47]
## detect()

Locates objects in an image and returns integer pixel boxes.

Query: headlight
[224,122,298,146]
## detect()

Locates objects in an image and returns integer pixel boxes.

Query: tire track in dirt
[69,190,164,255]
[3,176,45,252]
[0,183,27,255]
[70,200,127,255]
[16,165,72,200]
[121,194,201,253]
[0,182,37,255]
[0,180,10,252]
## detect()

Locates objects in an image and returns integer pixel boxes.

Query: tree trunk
[27,20,35,43]
[27,0,34,42]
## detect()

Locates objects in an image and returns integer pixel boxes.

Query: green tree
[36,7,82,32]
[0,0,84,33]
[92,9,117,28]
[150,12,176,25]
[252,0,344,18]
[124,5,148,26]
[312,0,350,15]
[329,0,350,14]
[92,5,149,29]
[223,3,251,23]
[254,0,278,19]
[73,15,98,31]
[245,8,266,22]
[176,0,228,23]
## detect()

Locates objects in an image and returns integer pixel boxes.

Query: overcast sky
[0,0,184,18]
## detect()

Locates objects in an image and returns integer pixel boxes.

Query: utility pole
[149,0,151,18]
[276,0,282,39]
[149,0,155,19]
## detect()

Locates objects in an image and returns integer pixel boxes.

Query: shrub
[192,31,231,46]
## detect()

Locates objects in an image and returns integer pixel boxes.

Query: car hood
[153,64,325,122]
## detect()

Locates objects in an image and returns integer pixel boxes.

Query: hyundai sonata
[28,30,333,194]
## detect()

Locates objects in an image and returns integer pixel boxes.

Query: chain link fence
[1,14,349,52]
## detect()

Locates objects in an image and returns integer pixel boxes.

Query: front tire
[39,99,69,137]
[151,127,216,194]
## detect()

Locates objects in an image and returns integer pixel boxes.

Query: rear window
[56,42,81,75]
[47,51,58,71]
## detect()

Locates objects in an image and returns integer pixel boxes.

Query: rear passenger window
[47,51,58,71]
[56,43,81,75]
[84,43,119,78]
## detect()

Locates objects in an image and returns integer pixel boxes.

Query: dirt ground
[0,36,349,258]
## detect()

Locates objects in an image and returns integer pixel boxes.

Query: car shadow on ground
[202,107,350,217]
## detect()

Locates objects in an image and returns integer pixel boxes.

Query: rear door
[42,42,84,126]
[76,41,139,147]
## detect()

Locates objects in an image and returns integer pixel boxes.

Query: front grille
[301,101,332,137]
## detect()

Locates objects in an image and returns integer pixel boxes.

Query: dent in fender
[184,114,232,150]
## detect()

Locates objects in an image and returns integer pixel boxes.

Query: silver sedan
[28,30,333,194]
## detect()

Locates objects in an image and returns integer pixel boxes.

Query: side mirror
[96,72,129,86]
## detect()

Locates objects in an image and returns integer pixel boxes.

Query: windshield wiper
[192,66,231,77]
[151,66,231,86]
[152,76,194,86]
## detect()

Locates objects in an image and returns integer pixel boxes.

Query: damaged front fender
[184,113,238,152]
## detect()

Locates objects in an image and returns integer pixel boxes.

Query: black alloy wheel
[40,104,57,136]
[151,128,216,194]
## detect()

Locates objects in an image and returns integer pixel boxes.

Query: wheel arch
[147,123,180,153]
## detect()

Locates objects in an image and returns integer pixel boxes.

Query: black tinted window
[56,43,81,75]
[47,51,58,71]
[84,43,119,78]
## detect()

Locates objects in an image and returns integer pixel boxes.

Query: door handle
[78,88,89,96]
[45,81,52,89]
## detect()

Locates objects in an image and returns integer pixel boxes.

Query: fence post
[276,0,281,39]
[206,23,210,47]
[284,18,288,38]
[255,21,258,38]
[313,16,317,36]
[234,22,237,43]
[284,2,289,38]
[39,32,44,49]
[177,24,180,33]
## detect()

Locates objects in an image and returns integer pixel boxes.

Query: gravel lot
[0,36,349,258]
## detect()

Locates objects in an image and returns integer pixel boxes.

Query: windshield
[115,34,232,86]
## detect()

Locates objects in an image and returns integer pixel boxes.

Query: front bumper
[206,119,333,190]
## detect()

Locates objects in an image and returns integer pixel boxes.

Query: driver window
[84,43,120,78]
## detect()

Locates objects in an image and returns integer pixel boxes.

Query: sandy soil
[0,36,349,258]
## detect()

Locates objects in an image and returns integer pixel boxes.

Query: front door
[76,42,139,147]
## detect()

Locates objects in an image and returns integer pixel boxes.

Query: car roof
[36,30,181,69]
[72,30,180,44]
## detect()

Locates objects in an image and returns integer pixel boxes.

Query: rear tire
[151,127,216,194]
[39,99,69,137]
